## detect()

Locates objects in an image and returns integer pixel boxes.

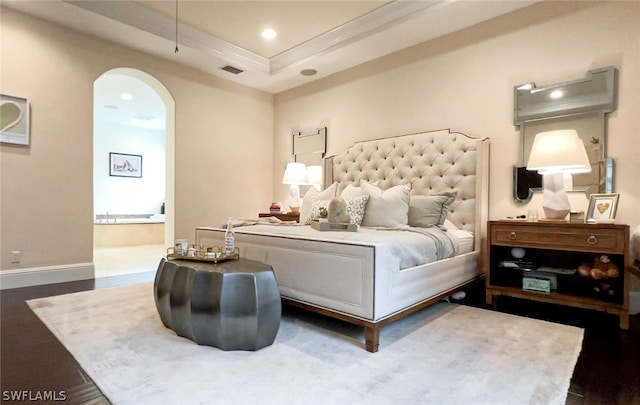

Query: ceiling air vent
[220,65,243,75]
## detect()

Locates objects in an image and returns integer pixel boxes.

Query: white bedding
[200,224,474,270]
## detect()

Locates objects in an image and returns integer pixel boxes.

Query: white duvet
[223,224,472,270]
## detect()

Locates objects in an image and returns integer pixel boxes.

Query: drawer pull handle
[509,232,517,240]
[587,235,598,245]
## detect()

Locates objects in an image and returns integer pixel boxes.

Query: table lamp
[282,162,307,213]
[526,129,591,220]
[306,165,323,191]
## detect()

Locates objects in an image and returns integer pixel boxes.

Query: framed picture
[109,152,142,178]
[586,193,619,222]
[1,94,30,146]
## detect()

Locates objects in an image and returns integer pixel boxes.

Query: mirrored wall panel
[513,67,616,203]
[292,127,326,167]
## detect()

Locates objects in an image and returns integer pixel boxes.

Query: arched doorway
[93,68,175,277]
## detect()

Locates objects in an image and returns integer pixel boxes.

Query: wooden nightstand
[258,212,300,223]
[486,220,630,329]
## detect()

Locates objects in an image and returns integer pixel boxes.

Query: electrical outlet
[11,250,21,263]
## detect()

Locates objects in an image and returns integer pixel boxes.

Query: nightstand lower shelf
[486,285,629,329]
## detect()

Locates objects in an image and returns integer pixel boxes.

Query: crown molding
[269,0,443,74]
[65,0,270,73]
[65,0,442,77]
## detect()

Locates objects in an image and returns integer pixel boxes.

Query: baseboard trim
[0,263,94,290]
[630,291,640,315]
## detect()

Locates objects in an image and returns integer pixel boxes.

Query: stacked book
[498,260,535,270]
[521,267,575,293]
[269,201,281,213]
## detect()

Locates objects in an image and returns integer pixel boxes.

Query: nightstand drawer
[491,224,626,254]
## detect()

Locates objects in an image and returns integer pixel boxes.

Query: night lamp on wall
[282,162,307,213]
[526,129,591,220]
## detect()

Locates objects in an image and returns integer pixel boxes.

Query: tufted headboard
[324,129,489,246]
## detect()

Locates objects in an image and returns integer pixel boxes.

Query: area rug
[28,282,583,405]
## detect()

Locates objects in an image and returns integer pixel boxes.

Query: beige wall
[274,1,639,231]
[0,7,274,271]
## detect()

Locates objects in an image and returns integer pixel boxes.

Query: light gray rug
[28,282,583,405]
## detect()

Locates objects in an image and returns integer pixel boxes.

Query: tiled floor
[93,244,166,278]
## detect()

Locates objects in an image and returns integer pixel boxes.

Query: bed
[198,129,489,352]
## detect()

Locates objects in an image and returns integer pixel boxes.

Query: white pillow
[300,182,337,224]
[340,181,378,198]
[360,181,411,228]
[307,195,369,225]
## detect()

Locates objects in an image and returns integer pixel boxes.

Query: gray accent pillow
[408,191,458,228]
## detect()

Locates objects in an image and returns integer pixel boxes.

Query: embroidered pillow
[343,195,369,225]
[360,181,411,228]
[408,191,458,228]
[300,182,337,225]
[307,199,330,225]
[307,195,369,225]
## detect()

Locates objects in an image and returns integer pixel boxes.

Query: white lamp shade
[526,129,592,174]
[282,162,307,185]
[526,129,591,220]
[305,165,323,186]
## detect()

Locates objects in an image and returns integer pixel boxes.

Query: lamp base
[541,172,571,220]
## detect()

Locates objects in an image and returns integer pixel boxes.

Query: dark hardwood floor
[1,275,638,404]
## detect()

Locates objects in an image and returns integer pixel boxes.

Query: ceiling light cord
[174,0,179,53]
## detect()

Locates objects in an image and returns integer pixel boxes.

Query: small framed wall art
[109,152,142,178]
[0,94,30,146]
[586,193,619,223]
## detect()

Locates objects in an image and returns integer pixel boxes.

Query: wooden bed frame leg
[620,310,629,330]
[486,290,497,308]
[364,324,380,353]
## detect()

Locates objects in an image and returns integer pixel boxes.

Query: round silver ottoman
[154,257,281,351]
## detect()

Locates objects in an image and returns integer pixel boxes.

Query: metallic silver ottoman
[154,257,281,351]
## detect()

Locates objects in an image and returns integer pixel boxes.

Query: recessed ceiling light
[262,28,277,40]
[121,92,133,101]
[300,69,317,76]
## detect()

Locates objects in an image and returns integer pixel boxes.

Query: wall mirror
[513,66,616,203]
[292,127,327,191]
[293,127,326,167]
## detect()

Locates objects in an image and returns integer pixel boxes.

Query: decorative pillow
[360,181,411,228]
[307,199,330,225]
[300,182,337,225]
[408,191,458,228]
[343,195,369,225]
[340,181,378,198]
[307,195,369,225]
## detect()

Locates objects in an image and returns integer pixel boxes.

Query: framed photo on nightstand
[586,193,619,223]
